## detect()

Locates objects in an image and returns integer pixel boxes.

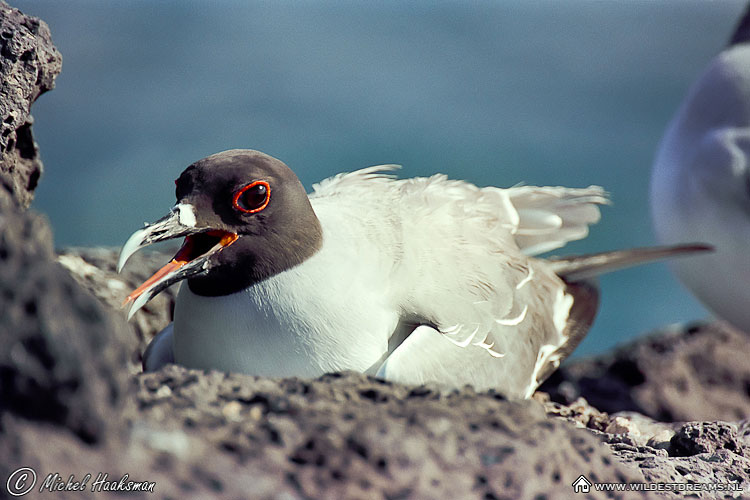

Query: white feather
[175,203,196,227]
[651,42,750,332]
[170,166,605,397]
[495,305,529,326]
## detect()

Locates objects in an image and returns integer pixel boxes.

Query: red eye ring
[233,180,271,213]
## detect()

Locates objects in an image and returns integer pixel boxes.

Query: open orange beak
[123,231,238,306]
[118,207,238,319]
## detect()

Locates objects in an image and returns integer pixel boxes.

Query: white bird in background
[119,149,706,398]
[651,7,750,332]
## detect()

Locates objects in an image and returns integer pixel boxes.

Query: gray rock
[617,447,750,499]
[0,0,61,208]
[0,201,135,445]
[540,322,750,422]
[669,422,744,458]
[538,397,750,498]
[2,2,749,499]
[4,365,655,500]
[57,246,178,372]
[605,412,677,450]
[0,3,137,493]
[127,367,651,500]
[611,420,750,499]
[0,0,133,450]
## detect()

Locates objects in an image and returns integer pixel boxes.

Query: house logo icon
[572,475,592,493]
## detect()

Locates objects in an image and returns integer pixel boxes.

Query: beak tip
[126,291,150,320]
[118,227,149,273]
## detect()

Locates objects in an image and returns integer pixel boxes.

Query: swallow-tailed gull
[120,149,707,398]
[651,7,750,332]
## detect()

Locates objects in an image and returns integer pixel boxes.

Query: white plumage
[651,30,750,332]
[121,149,705,398]
[172,166,606,398]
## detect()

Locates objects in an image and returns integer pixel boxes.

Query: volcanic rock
[540,322,750,422]
[3,2,750,499]
[0,0,61,208]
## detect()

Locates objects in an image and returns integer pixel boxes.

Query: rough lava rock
[608,420,750,498]
[0,1,134,492]
[6,366,656,500]
[0,0,61,209]
[4,2,750,499]
[57,246,179,373]
[0,3,133,443]
[540,322,750,422]
[0,197,135,445]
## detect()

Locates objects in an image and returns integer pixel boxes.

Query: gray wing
[143,322,174,372]
[312,167,609,396]
[376,280,599,398]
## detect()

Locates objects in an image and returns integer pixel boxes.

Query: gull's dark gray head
[119,149,323,316]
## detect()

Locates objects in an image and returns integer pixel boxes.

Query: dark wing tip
[729,3,750,47]
[534,280,600,386]
[668,242,714,254]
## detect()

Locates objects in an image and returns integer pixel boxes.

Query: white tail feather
[503,185,609,255]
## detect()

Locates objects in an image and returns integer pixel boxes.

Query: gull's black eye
[233,181,270,213]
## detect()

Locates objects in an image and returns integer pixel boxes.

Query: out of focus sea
[14,0,747,357]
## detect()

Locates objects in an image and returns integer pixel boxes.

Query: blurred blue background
[13,0,747,357]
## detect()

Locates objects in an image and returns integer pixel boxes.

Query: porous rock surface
[0,200,134,447]
[58,246,179,374]
[5,365,656,500]
[16,249,656,500]
[0,0,61,209]
[130,367,649,499]
[540,322,750,422]
[3,2,750,499]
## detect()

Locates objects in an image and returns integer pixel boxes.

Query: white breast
[650,44,750,331]
[172,206,400,377]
